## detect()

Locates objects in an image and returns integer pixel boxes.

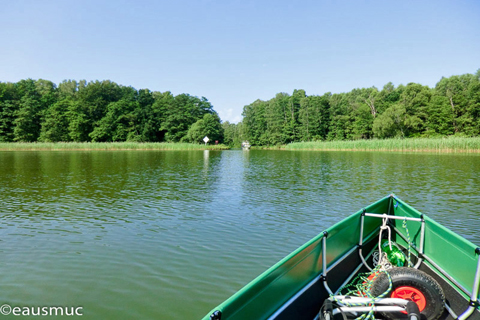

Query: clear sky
[1,0,479,123]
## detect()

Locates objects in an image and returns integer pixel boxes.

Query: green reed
[0,142,230,151]
[285,137,480,152]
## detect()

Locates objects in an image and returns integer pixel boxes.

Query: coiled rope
[328,214,417,320]
[330,265,393,320]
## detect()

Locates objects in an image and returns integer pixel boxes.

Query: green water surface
[0,150,479,319]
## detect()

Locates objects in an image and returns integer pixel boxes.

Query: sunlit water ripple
[0,150,479,319]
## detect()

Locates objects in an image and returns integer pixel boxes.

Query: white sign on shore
[203,136,209,145]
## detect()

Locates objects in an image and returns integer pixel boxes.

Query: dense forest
[0,79,224,144]
[1,70,479,147]
[236,70,480,146]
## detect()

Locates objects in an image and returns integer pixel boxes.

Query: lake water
[0,150,479,319]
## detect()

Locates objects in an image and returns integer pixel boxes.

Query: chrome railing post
[322,232,334,295]
[458,248,480,320]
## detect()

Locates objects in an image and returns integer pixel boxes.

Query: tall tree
[398,83,431,136]
[373,103,408,138]
[13,95,43,141]
[298,94,330,141]
[352,104,373,139]
[76,80,124,134]
[265,93,289,145]
[328,93,353,140]
[182,113,224,144]
[283,89,305,142]
[144,91,174,142]
[242,99,267,145]
[39,99,72,142]
[0,100,18,141]
[57,80,78,100]
[67,100,92,142]
[222,121,244,147]
[161,94,214,142]
[89,99,139,142]
[434,74,477,135]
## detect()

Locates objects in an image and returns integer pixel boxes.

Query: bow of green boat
[203,195,480,320]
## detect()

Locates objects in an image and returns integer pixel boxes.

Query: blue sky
[1,0,479,123]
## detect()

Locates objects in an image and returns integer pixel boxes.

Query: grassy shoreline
[0,142,230,151]
[284,137,480,153]
[2,137,480,153]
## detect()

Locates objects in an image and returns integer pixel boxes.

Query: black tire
[370,267,445,320]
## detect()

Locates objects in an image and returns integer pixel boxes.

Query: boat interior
[270,208,480,320]
[206,196,480,320]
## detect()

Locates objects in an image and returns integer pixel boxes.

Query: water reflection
[0,150,478,319]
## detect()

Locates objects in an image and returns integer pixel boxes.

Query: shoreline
[2,137,480,153]
[252,147,480,153]
[278,137,480,153]
[0,142,230,151]
[284,148,480,153]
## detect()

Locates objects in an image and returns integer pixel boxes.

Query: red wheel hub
[391,286,427,312]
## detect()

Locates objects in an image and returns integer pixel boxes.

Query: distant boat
[241,141,251,150]
[203,194,480,320]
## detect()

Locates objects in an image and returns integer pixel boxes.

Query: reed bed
[284,137,480,153]
[0,142,230,151]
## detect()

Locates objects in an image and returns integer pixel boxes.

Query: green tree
[67,101,91,142]
[143,91,174,142]
[0,100,18,141]
[89,99,139,142]
[35,79,57,110]
[14,79,38,99]
[39,99,72,142]
[372,103,423,139]
[373,103,407,138]
[161,94,214,142]
[357,87,379,118]
[0,82,19,141]
[465,72,480,135]
[13,96,43,141]
[57,80,78,100]
[76,80,124,135]
[182,113,224,143]
[352,104,373,139]
[434,74,477,135]
[328,93,353,140]
[298,94,330,141]
[222,121,244,147]
[265,93,289,145]
[375,83,403,117]
[425,96,454,136]
[283,89,305,142]
[242,99,267,146]
[398,83,431,136]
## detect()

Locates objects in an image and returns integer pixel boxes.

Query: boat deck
[272,239,480,320]
[203,196,480,320]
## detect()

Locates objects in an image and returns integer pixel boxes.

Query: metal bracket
[210,310,222,320]
[468,300,479,308]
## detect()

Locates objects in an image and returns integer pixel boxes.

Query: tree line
[234,70,480,146]
[2,71,479,147]
[0,79,224,144]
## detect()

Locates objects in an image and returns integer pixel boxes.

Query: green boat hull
[203,195,480,320]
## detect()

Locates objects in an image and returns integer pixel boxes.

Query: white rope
[377,214,392,267]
